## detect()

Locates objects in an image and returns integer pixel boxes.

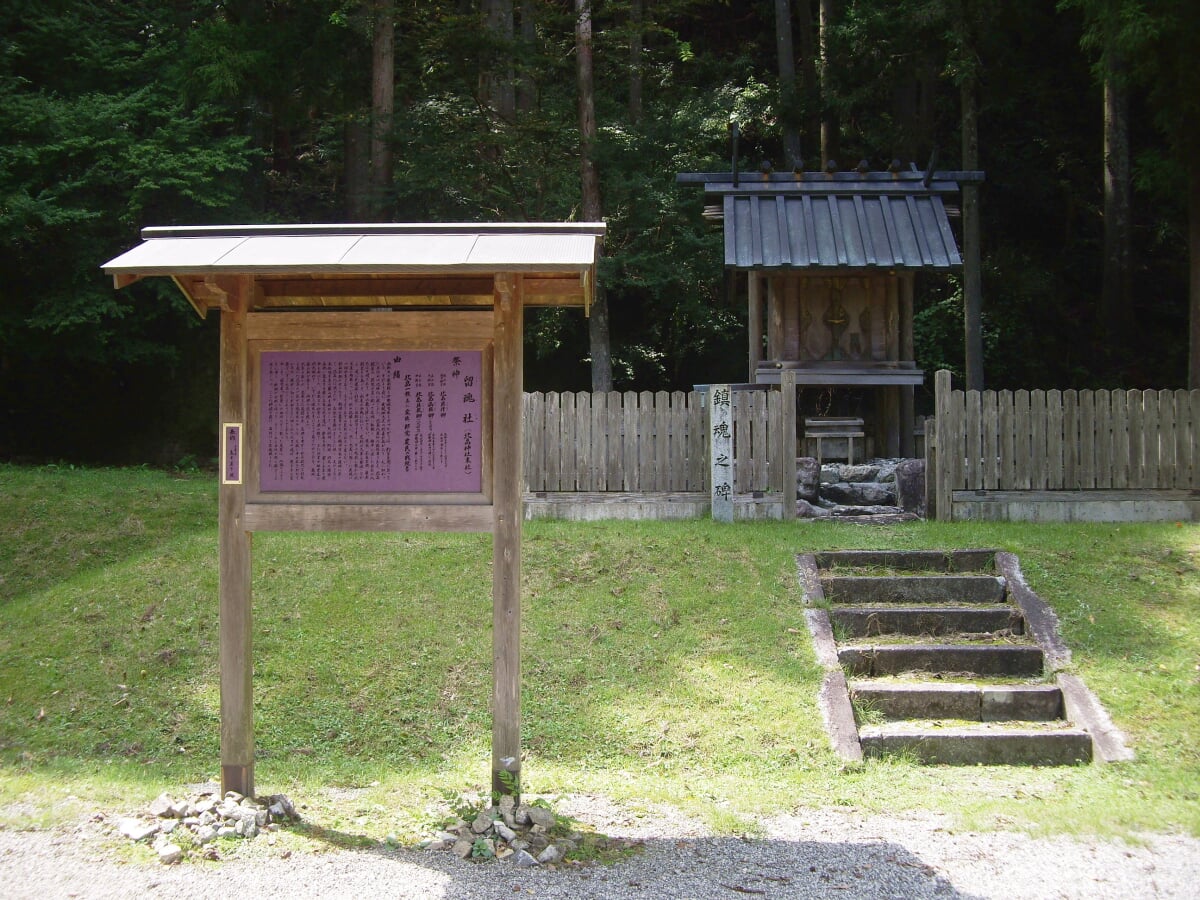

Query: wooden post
[934,369,954,521]
[748,272,763,381]
[767,278,784,362]
[710,384,734,522]
[780,370,797,520]
[219,276,253,798]
[899,274,916,457]
[492,273,523,797]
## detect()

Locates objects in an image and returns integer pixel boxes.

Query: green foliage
[0,0,1196,460]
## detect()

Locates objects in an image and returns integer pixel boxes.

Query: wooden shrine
[103,222,605,798]
[678,167,983,458]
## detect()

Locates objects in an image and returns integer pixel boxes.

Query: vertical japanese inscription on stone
[260,350,482,493]
[710,384,734,523]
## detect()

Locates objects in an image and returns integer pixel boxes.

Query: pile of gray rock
[117,786,297,864]
[419,795,576,866]
[796,458,925,519]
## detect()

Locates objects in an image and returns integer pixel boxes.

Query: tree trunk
[483,0,515,122]
[1102,41,1132,343]
[344,115,371,221]
[959,1,984,391]
[628,0,644,124]
[369,0,395,222]
[797,0,819,163]
[818,0,839,167]
[576,0,611,391]
[1189,160,1200,389]
[516,1,537,114]
[775,0,801,167]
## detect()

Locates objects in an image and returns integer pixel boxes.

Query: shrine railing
[523,390,786,493]
[927,370,1200,521]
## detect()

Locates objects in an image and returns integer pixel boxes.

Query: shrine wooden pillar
[491,273,523,796]
[219,276,254,798]
[748,272,763,380]
[900,274,916,457]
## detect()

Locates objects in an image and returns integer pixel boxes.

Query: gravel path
[3,800,1198,899]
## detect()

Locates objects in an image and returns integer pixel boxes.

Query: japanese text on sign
[260,350,482,493]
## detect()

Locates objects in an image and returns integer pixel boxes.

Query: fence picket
[1176,390,1193,489]
[1159,390,1176,489]
[1078,391,1095,489]
[1046,390,1063,490]
[1030,390,1047,489]
[965,389,981,489]
[1095,390,1112,490]
[587,391,604,490]
[982,390,999,489]
[1110,391,1128,489]
[688,391,707,489]
[1126,390,1143,489]
[525,392,543,491]
[1014,390,1031,490]
[561,392,578,491]
[1143,390,1160,487]
[1061,391,1077,489]
[574,392,591,491]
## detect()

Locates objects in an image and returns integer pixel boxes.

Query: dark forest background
[1,1,1197,465]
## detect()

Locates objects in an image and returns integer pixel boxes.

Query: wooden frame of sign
[104,224,604,800]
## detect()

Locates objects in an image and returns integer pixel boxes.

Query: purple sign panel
[260,350,482,493]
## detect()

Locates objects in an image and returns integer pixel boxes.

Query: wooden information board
[102,223,605,800]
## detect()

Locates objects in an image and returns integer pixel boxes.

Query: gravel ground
[3,797,1198,900]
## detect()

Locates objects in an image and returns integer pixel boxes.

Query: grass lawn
[1,463,1198,852]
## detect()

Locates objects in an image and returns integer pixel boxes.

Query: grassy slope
[1,464,1197,844]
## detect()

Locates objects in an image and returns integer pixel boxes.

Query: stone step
[830,605,1023,638]
[858,723,1093,765]
[850,681,1063,721]
[815,549,997,573]
[838,643,1045,677]
[820,574,1007,604]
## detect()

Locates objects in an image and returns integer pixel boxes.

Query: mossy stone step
[815,549,997,572]
[858,723,1093,765]
[838,643,1045,677]
[820,575,1006,604]
[830,605,1023,638]
[850,681,1063,721]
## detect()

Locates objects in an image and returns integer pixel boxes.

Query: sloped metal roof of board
[678,173,971,271]
[102,223,605,315]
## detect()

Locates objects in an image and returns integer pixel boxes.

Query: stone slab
[837,644,1045,677]
[1057,673,1135,763]
[819,670,863,762]
[980,685,1064,722]
[996,552,1071,670]
[858,726,1093,765]
[829,605,1022,638]
[814,549,997,572]
[851,682,982,720]
[820,574,1006,604]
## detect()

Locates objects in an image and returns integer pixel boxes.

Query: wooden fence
[928,370,1200,521]
[523,389,787,493]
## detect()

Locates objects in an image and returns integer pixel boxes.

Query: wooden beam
[900,274,916,457]
[258,275,495,298]
[781,371,797,520]
[219,276,254,798]
[492,272,523,798]
[245,310,494,345]
[243,503,494,533]
[748,272,763,379]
